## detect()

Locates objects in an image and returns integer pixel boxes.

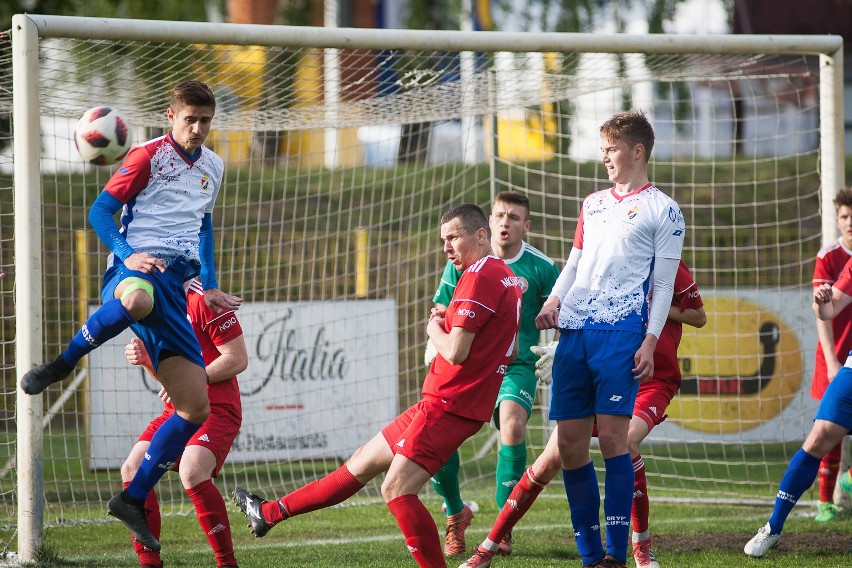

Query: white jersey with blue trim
[104,134,224,268]
[558,183,684,333]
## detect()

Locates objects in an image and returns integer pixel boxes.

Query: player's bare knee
[175,402,210,424]
[380,477,404,502]
[178,466,208,490]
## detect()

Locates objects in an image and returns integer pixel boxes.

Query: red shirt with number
[422,255,523,422]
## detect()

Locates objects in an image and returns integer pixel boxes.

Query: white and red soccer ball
[74,106,131,166]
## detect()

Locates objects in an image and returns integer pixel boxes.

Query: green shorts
[492,364,538,429]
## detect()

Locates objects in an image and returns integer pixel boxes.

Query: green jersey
[433,242,559,368]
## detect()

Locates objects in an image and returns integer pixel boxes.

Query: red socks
[485,466,547,548]
[387,494,446,568]
[631,455,649,535]
[186,480,237,567]
[264,465,365,523]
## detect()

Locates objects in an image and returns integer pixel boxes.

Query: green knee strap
[120,277,154,303]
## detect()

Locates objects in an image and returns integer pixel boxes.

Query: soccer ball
[74,106,131,166]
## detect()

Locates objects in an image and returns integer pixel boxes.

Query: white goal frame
[12,13,844,562]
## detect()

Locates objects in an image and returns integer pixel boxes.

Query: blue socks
[61,298,135,367]
[563,461,603,566]
[603,454,634,563]
[126,413,202,500]
[768,449,821,534]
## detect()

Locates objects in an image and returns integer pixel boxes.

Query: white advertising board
[88,299,398,470]
[649,288,820,443]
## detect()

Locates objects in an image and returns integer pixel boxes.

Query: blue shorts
[101,260,204,371]
[548,328,642,420]
[814,366,852,431]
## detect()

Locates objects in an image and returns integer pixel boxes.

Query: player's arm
[813,283,852,320]
[537,247,581,330]
[205,334,248,384]
[424,260,459,366]
[815,317,842,381]
[634,256,679,381]
[427,317,476,365]
[125,338,157,378]
[666,304,707,328]
[91,148,167,274]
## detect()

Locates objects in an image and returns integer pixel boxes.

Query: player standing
[233,204,522,568]
[744,272,852,557]
[20,80,241,551]
[810,188,852,522]
[428,191,559,556]
[534,110,685,568]
[121,279,246,568]
[460,260,705,568]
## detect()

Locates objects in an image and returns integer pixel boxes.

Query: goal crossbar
[22,13,843,56]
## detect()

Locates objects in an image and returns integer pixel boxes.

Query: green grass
[23,498,852,567]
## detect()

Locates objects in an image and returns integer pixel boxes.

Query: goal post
[6,13,845,562]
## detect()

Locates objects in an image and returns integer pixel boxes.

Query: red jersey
[811,239,852,399]
[422,255,523,422]
[162,280,243,411]
[653,260,704,384]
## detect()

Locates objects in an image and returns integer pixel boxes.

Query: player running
[233,204,522,568]
[460,260,705,568]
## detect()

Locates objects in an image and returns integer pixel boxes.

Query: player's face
[441,217,485,271]
[490,201,530,252]
[837,205,852,249]
[601,136,642,184]
[168,104,215,154]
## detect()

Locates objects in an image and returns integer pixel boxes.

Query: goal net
[2,13,845,558]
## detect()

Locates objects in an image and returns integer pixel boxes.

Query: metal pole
[324,0,339,169]
[13,13,45,562]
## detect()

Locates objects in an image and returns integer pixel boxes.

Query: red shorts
[381,398,484,475]
[632,377,678,431]
[138,401,242,478]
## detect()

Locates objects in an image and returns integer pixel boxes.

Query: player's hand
[125,338,152,369]
[424,338,438,367]
[632,335,656,382]
[428,307,446,322]
[158,387,171,404]
[530,340,558,385]
[204,288,243,314]
[535,300,559,330]
[813,283,833,305]
[125,252,166,274]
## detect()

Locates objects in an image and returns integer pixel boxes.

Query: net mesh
[1,26,836,548]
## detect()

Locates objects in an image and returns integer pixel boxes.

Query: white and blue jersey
[557,183,684,335]
[103,133,224,279]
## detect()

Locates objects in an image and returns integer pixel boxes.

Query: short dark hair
[600,110,655,161]
[834,188,852,210]
[441,203,490,239]
[170,80,216,113]
[494,191,530,217]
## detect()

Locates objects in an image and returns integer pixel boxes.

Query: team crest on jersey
[518,277,529,293]
[200,173,210,191]
[627,206,639,220]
